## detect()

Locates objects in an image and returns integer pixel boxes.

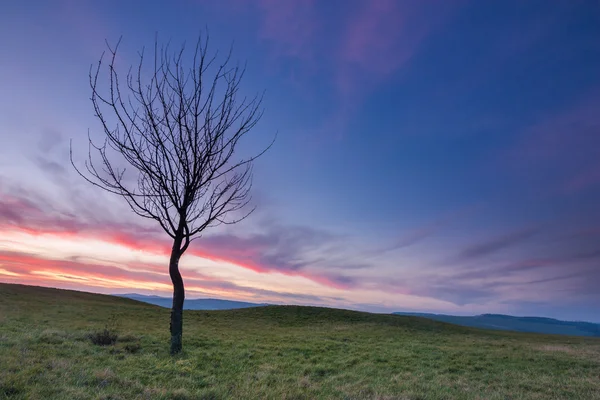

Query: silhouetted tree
[71,34,272,354]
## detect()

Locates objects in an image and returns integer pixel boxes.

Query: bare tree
[71,34,272,354]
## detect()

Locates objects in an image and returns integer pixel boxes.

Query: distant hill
[117,293,268,310]
[393,312,600,337]
[119,293,600,337]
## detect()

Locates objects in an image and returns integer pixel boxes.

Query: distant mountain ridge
[117,294,268,310]
[118,293,599,337]
[393,312,600,337]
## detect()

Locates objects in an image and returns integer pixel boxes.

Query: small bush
[118,333,140,343]
[38,329,69,345]
[0,383,21,397]
[169,388,194,400]
[89,328,118,346]
[124,343,141,354]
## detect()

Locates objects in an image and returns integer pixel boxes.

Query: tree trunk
[169,235,185,355]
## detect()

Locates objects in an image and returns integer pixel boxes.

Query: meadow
[1,283,599,399]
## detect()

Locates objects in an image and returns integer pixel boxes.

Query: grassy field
[0,283,599,399]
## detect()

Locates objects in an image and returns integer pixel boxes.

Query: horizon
[1,1,599,323]
[6,282,600,324]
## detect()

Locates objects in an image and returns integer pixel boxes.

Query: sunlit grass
[1,283,599,399]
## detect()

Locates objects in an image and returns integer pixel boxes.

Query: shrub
[89,328,118,346]
[124,343,141,354]
[0,384,21,397]
[118,333,140,343]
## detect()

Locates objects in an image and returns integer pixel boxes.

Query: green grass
[1,283,599,399]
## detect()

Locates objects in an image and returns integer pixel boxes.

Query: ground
[0,283,599,399]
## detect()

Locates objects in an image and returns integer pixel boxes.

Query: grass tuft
[88,328,119,346]
[123,342,141,354]
[0,384,21,397]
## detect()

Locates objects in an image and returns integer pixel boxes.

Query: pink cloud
[0,250,334,303]
[257,0,317,61]
[0,188,359,291]
[379,204,482,253]
[336,1,460,97]
[57,0,113,59]
[517,100,599,161]
[223,1,462,144]
[249,0,461,98]
[309,1,463,143]
[509,89,600,194]
[338,1,415,94]
[564,163,600,193]
[0,194,40,224]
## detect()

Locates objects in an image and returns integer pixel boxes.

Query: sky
[1,0,599,322]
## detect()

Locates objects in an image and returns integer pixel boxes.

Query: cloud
[0,194,40,225]
[379,225,441,254]
[4,179,599,313]
[525,272,587,286]
[377,205,481,253]
[549,227,600,262]
[0,189,167,254]
[454,227,539,262]
[34,156,67,176]
[243,0,463,143]
[9,178,595,310]
[4,165,598,314]
[508,89,600,194]
[564,164,600,194]
[420,234,600,306]
[219,0,321,83]
[3,182,599,313]
[0,250,171,289]
[0,185,364,291]
[0,249,338,305]
[1,184,463,303]
[256,0,317,62]
[425,283,500,306]
[189,223,365,289]
[38,129,64,153]
[336,1,435,96]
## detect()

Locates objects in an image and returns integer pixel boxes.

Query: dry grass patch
[537,344,600,360]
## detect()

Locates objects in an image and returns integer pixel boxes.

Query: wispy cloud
[0,185,363,291]
[454,227,539,262]
[508,89,600,195]
[564,164,600,194]
[3,177,599,313]
[377,205,480,254]
[0,194,40,225]
[256,0,317,62]
[336,1,445,96]
[421,235,600,307]
[0,249,341,305]
[244,0,463,142]
[189,226,362,290]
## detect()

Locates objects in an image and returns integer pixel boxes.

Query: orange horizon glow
[0,223,356,290]
[0,223,460,313]
[0,226,353,305]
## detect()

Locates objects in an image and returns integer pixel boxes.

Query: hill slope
[394,312,600,337]
[1,283,599,399]
[117,293,267,310]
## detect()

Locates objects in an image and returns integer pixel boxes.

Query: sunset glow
[1,0,599,322]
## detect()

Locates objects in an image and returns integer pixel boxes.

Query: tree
[71,34,272,354]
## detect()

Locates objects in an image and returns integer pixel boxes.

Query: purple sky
[1,0,599,322]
